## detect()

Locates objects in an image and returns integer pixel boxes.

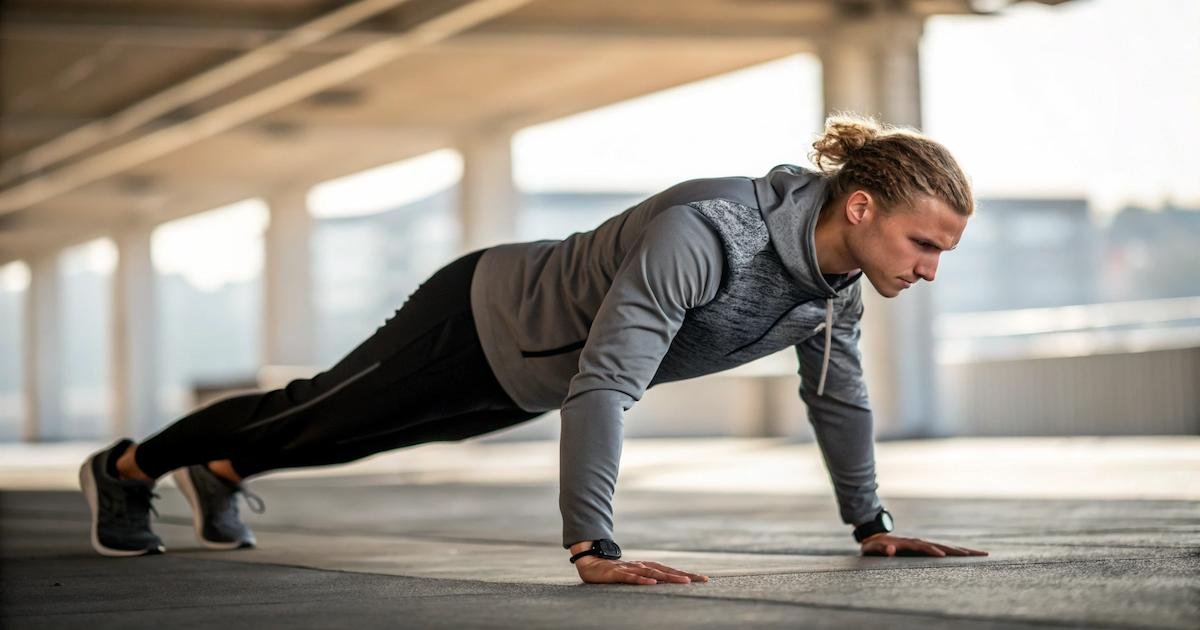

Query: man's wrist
[567,539,623,566]
[852,508,894,542]
[568,540,607,569]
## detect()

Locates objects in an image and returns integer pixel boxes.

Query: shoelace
[198,466,266,514]
[238,486,266,514]
[123,484,160,524]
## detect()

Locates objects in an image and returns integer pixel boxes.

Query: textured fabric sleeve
[559,205,723,548]
[794,280,883,527]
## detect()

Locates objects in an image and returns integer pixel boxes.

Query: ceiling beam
[1,19,823,54]
[0,0,417,188]
[0,118,455,265]
[1,116,453,137]
[0,0,1074,56]
[0,0,533,217]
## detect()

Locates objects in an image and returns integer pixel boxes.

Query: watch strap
[569,548,601,564]
[853,509,894,543]
[569,539,622,564]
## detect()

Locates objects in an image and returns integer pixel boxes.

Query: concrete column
[111,221,160,438]
[23,251,62,441]
[262,187,316,368]
[458,127,517,253]
[817,8,939,438]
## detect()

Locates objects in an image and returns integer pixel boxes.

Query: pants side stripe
[234,361,383,434]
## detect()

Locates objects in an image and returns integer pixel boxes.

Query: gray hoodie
[470,164,882,548]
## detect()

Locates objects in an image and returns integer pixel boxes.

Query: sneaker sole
[171,467,255,550]
[78,455,165,557]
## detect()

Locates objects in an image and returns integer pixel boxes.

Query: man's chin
[867,280,900,298]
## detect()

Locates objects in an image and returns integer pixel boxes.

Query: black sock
[105,439,132,479]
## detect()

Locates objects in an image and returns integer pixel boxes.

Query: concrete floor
[1,436,1197,629]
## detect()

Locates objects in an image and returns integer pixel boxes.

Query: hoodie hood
[753,163,856,298]
[753,164,863,396]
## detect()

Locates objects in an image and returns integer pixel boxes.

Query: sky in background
[1,0,1197,291]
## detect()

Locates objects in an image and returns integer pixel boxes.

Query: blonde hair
[808,112,975,217]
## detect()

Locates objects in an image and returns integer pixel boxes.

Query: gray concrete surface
[1,437,1198,628]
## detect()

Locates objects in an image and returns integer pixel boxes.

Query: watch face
[597,539,622,558]
[880,511,894,531]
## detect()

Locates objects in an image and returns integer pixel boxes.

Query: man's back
[470,175,758,411]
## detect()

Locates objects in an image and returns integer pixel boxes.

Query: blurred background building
[1,0,1197,445]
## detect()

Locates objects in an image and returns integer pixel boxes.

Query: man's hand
[860,533,988,557]
[573,555,710,585]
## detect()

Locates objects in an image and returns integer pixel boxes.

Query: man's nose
[916,255,939,282]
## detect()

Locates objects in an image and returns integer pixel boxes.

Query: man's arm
[559,205,722,553]
[797,282,988,558]
[795,280,884,531]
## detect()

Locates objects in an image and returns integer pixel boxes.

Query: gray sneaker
[79,439,165,557]
[172,464,265,549]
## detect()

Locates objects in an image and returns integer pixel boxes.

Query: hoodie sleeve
[794,279,883,527]
[558,204,723,549]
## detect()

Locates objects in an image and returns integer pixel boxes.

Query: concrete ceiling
[0,0,1073,264]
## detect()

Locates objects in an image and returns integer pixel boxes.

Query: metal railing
[934,296,1200,435]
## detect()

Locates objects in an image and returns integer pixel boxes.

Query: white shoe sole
[78,454,165,557]
[172,466,254,550]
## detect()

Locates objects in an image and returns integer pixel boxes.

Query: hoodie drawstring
[816,297,833,396]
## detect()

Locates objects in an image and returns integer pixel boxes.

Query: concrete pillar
[262,187,316,368]
[458,127,517,253]
[23,251,62,441]
[111,221,160,438]
[817,8,939,438]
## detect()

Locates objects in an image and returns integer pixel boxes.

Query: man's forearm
[558,389,632,548]
[801,392,882,526]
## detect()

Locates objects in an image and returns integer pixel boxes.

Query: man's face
[847,192,968,298]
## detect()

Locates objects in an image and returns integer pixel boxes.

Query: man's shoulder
[649,175,759,211]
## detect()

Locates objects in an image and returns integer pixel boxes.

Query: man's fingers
[613,570,656,585]
[581,559,711,586]
[932,543,968,556]
[626,565,690,583]
[642,561,710,582]
[900,540,945,556]
[861,536,990,559]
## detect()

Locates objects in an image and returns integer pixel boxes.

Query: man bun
[807,111,976,218]
[808,112,884,174]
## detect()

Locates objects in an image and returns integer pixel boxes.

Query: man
[82,115,987,586]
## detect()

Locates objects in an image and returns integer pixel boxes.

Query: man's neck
[813,207,857,275]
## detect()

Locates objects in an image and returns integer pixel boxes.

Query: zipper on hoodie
[722,300,813,357]
[520,339,587,358]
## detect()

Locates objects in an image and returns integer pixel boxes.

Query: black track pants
[134,248,543,479]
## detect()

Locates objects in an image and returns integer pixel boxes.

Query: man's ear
[845,190,872,226]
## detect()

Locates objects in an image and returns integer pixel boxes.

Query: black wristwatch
[853,509,894,543]
[569,539,622,564]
